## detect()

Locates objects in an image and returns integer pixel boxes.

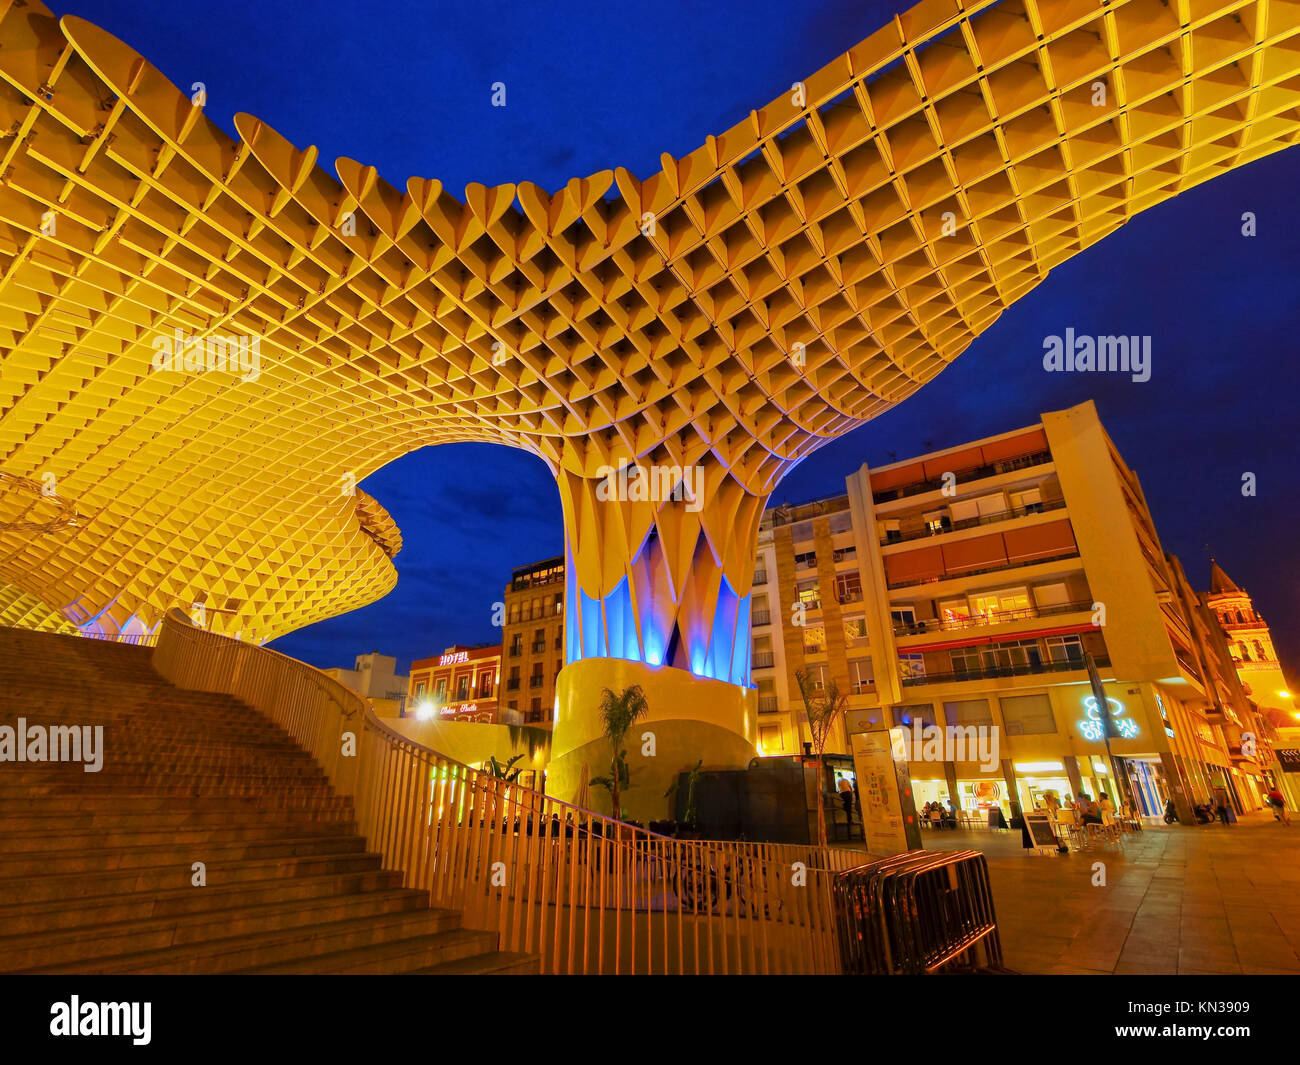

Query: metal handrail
[151,609,862,974]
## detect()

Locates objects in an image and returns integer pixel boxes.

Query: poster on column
[850,728,922,855]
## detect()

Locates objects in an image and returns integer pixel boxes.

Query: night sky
[57,0,1300,678]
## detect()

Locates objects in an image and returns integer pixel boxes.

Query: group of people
[920,800,958,825]
[1041,790,1114,825]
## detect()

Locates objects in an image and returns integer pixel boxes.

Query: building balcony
[753,571,769,586]
[837,589,864,605]
[900,654,1109,687]
[873,450,1052,505]
[753,651,775,670]
[530,642,545,653]
[758,695,778,713]
[753,610,772,627]
[529,676,544,689]
[879,498,1067,545]
[886,550,1079,590]
[892,599,1094,637]
[509,646,522,658]
[506,679,521,691]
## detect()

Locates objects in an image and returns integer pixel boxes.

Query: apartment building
[753,400,1278,822]
[501,556,566,726]
[407,644,500,723]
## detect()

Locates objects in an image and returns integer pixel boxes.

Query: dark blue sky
[60,1,1300,677]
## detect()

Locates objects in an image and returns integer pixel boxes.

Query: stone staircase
[0,628,536,974]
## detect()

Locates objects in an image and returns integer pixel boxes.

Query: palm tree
[590,685,648,819]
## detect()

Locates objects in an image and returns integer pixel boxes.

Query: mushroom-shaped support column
[547,456,768,822]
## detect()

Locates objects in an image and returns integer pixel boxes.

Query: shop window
[895,702,936,729]
[1000,693,1057,735]
[759,726,783,754]
[944,698,993,726]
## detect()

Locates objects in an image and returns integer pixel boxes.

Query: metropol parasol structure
[2,0,1298,802]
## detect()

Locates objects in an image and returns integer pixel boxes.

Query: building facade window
[999,693,1057,735]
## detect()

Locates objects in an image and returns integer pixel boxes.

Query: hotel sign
[438,651,470,666]
[1277,749,1300,774]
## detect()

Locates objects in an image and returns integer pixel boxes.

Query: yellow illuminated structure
[2,0,1299,812]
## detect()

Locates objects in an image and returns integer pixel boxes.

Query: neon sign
[1079,695,1138,741]
[439,651,470,666]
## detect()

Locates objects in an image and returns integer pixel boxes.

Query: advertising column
[851,728,922,854]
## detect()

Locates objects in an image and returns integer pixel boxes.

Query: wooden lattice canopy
[1,0,1297,645]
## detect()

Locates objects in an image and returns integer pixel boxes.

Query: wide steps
[0,868,407,935]
[0,887,430,970]
[0,832,367,878]
[0,627,534,975]
[0,849,388,904]
[0,819,358,856]
[412,951,541,974]
[240,927,502,975]
[29,908,468,975]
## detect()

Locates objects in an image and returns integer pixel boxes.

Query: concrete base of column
[548,657,758,823]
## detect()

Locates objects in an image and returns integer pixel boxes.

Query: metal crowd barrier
[832,850,1011,974]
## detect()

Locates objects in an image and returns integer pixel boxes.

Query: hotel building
[500,556,566,727]
[752,400,1278,823]
[407,644,501,723]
